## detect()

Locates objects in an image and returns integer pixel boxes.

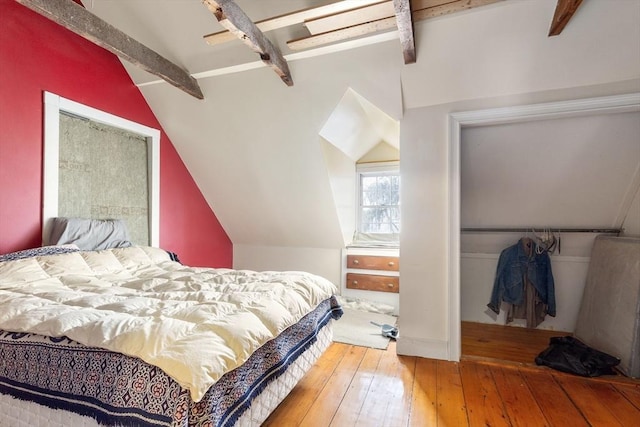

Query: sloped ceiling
[82,0,379,87]
[320,88,399,162]
[76,0,640,252]
[80,0,405,249]
[461,111,640,230]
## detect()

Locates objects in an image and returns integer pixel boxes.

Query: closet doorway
[448,93,640,363]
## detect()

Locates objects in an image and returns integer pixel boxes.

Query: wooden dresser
[345,254,399,293]
[341,248,399,314]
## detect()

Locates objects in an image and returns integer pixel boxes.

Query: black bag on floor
[535,336,620,377]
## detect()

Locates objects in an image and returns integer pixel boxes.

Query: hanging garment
[487,237,556,327]
[505,261,548,328]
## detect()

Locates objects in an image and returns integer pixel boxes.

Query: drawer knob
[353,280,358,285]
[353,259,359,265]
[388,261,395,267]
[387,283,394,288]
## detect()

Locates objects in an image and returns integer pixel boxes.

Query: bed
[0,244,342,426]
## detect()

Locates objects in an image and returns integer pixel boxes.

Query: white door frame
[447,92,640,361]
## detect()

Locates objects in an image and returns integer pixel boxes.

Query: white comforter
[0,246,337,401]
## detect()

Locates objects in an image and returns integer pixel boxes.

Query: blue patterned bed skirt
[0,296,343,427]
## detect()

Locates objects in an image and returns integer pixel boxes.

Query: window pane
[362,190,376,206]
[362,176,377,190]
[358,169,400,236]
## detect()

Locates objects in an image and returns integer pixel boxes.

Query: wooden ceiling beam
[288,17,397,51]
[203,0,383,46]
[16,0,204,99]
[304,1,394,36]
[303,0,499,37]
[411,0,503,20]
[393,0,416,64]
[202,0,293,86]
[301,1,475,37]
[288,0,502,51]
[548,0,584,36]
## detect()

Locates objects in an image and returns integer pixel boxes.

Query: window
[356,162,400,240]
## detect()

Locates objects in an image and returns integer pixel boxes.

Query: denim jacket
[487,238,556,317]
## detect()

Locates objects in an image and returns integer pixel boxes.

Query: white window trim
[43,91,160,247]
[355,161,400,238]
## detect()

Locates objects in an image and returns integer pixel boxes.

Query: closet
[458,108,640,365]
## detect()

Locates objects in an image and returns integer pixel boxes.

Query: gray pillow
[47,217,133,251]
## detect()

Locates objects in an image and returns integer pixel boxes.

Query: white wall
[138,37,404,252]
[400,0,640,109]
[461,253,590,332]
[460,113,640,235]
[135,21,403,282]
[233,244,342,287]
[321,138,357,247]
[400,87,640,358]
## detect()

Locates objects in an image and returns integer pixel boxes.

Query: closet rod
[461,227,621,234]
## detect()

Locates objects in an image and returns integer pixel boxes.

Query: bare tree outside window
[360,172,400,233]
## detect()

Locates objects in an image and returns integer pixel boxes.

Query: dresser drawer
[346,273,399,293]
[346,255,399,271]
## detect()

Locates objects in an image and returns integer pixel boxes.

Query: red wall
[0,0,232,267]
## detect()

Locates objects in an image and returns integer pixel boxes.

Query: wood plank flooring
[263,323,640,426]
[461,320,562,364]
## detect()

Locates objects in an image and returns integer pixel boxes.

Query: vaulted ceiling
[18,0,583,98]
[15,0,638,252]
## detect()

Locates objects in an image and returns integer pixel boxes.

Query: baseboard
[396,336,449,360]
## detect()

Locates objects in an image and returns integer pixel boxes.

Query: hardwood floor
[461,320,564,364]
[263,324,640,426]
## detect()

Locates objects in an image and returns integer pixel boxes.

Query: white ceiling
[79,0,410,249]
[75,0,640,252]
[461,111,640,229]
[320,88,399,162]
[82,0,362,86]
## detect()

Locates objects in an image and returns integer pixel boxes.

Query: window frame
[355,161,400,237]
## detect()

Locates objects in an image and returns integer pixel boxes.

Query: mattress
[0,246,339,401]
[574,235,640,378]
[0,245,342,425]
[0,297,339,426]
[0,321,334,427]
